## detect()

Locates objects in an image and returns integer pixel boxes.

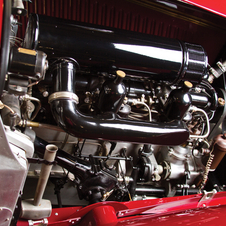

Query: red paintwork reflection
[0,0,3,44]
[17,191,226,226]
[118,206,226,226]
[182,0,226,18]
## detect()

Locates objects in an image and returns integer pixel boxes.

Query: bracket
[198,189,217,207]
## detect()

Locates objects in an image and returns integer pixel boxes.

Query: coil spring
[198,149,214,193]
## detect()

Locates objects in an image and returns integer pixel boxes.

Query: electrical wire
[129,99,152,121]
[189,106,210,139]
[135,101,152,121]
[0,100,15,113]
[20,95,41,121]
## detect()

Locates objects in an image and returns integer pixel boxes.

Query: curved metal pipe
[50,98,188,145]
[48,60,189,146]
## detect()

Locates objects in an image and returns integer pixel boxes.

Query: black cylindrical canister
[8,46,47,80]
[98,70,126,113]
[23,14,208,83]
[164,81,193,121]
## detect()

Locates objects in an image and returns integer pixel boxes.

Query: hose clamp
[48,91,79,104]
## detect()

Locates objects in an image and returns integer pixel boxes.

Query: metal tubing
[48,60,189,146]
[50,98,189,145]
[33,144,58,206]
[34,136,92,180]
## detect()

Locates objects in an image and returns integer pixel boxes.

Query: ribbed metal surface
[17,0,226,64]
[18,0,188,40]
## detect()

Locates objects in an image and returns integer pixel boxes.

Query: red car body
[16,191,226,226]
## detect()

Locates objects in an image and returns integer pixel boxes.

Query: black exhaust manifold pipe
[48,59,189,146]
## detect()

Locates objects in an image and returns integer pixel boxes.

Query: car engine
[1,0,226,223]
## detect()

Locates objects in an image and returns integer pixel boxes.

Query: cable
[20,95,41,121]
[131,99,152,121]
[0,100,15,113]
[189,106,210,139]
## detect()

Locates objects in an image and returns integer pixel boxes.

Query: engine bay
[1,0,226,223]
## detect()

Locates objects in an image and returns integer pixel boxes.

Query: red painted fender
[0,0,3,44]
[17,191,226,226]
[181,0,226,17]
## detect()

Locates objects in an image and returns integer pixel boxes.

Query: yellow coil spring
[198,148,214,193]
